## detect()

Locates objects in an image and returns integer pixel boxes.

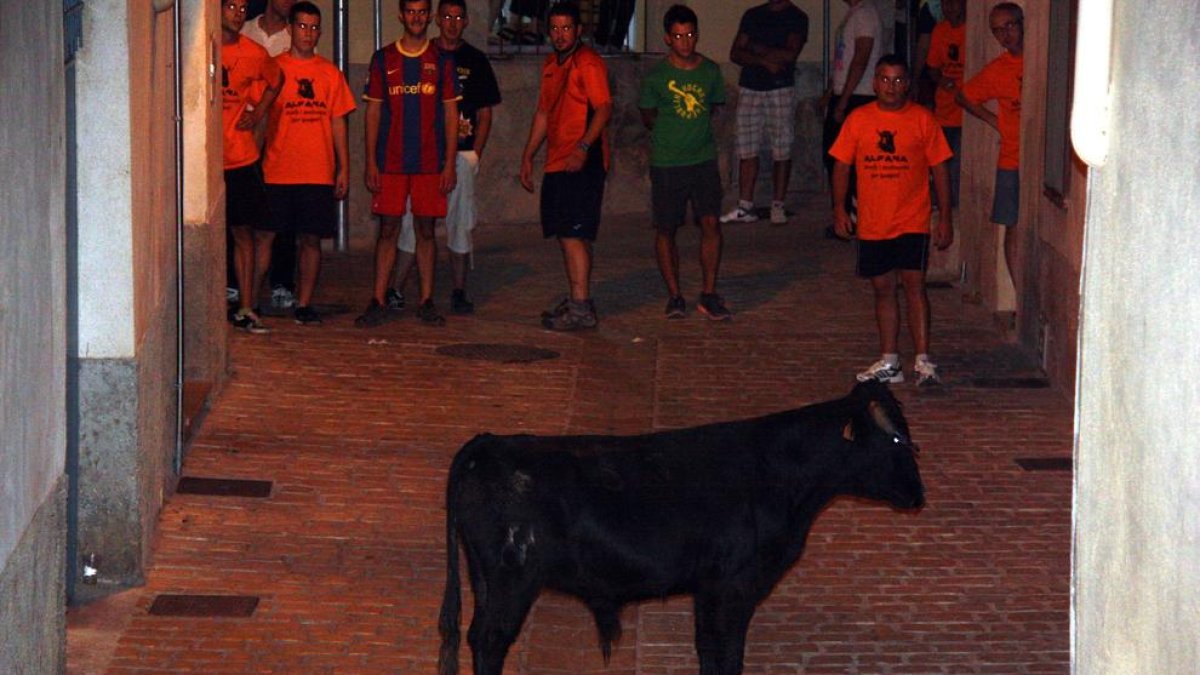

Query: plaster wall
[0,0,67,668]
[1072,0,1200,671]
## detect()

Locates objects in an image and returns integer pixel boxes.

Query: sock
[738,199,754,210]
[882,353,900,367]
[915,353,932,365]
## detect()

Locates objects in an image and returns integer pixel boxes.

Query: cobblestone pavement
[68,201,1072,674]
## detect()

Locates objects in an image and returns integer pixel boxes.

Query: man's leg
[655,230,681,298]
[451,252,468,293]
[252,230,276,310]
[372,217,402,305]
[269,231,297,303]
[737,157,759,204]
[899,268,931,356]
[559,237,592,302]
[413,216,437,304]
[295,233,322,308]
[698,216,722,295]
[772,160,792,204]
[1003,226,1017,290]
[231,225,256,313]
[870,272,901,356]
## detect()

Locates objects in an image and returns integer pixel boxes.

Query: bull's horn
[868,400,905,442]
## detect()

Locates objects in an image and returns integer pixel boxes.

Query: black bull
[438,381,925,674]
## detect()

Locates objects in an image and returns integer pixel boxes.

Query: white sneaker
[857,358,904,383]
[914,357,941,387]
[271,285,297,309]
[226,287,239,303]
[770,202,787,225]
[720,205,758,223]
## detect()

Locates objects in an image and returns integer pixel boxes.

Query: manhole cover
[436,343,560,364]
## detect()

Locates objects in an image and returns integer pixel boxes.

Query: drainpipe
[153,0,185,473]
[334,0,349,251]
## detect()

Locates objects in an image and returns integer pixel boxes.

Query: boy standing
[259,1,357,325]
[638,5,730,320]
[830,55,953,386]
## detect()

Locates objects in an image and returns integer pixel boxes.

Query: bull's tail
[437,450,467,674]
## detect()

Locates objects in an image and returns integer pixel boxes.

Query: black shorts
[263,184,336,238]
[856,233,931,278]
[650,160,723,233]
[541,150,606,241]
[225,163,267,229]
[991,168,1020,226]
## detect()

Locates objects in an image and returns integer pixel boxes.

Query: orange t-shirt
[537,45,611,173]
[961,51,1023,169]
[828,101,953,240]
[262,53,357,185]
[221,36,279,169]
[925,21,965,128]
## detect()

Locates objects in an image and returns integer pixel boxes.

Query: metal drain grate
[177,477,273,498]
[1015,457,1073,471]
[971,377,1050,389]
[148,594,259,617]
[436,343,560,364]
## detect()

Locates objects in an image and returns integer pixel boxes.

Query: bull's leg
[692,590,757,675]
[466,572,539,675]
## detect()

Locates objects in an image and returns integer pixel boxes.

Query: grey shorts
[991,168,1020,226]
[650,160,723,233]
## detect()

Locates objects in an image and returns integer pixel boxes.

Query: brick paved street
[68,201,1072,674]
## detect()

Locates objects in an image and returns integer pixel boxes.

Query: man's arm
[730,31,805,75]
[836,36,874,121]
[561,100,612,172]
[931,162,953,249]
[473,106,493,157]
[364,99,382,192]
[332,114,350,199]
[441,98,459,194]
[831,161,854,238]
[520,109,548,193]
[956,89,999,131]
[239,67,284,130]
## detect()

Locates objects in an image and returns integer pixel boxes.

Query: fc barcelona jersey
[363,40,460,174]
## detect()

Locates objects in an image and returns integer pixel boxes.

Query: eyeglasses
[990,19,1022,36]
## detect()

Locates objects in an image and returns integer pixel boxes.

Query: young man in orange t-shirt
[259,1,356,325]
[924,0,965,206]
[830,55,953,386]
[221,0,282,334]
[957,1,1023,285]
[519,1,612,331]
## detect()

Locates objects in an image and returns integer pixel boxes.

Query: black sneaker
[416,299,446,326]
[542,299,597,331]
[665,295,686,319]
[697,293,732,321]
[451,289,475,314]
[293,305,322,325]
[540,298,571,320]
[385,287,406,310]
[354,299,389,328]
[231,309,270,334]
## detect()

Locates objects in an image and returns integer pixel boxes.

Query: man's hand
[520,155,535,193]
[832,205,854,239]
[440,163,457,195]
[934,215,954,250]
[235,108,259,131]
[365,162,381,193]
[561,145,587,173]
[334,169,349,200]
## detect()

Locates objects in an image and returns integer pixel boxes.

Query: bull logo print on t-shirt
[297,78,315,100]
[877,130,897,154]
[667,80,706,120]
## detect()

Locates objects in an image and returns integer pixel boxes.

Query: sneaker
[913,357,942,387]
[226,286,239,303]
[385,287,406,311]
[542,300,597,331]
[231,309,270,334]
[719,205,758,224]
[540,297,571,320]
[354,299,389,328]
[271,285,297,309]
[770,202,787,225]
[697,293,732,321]
[451,289,475,314]
[856,358,905,383]
[664,295,686,319]
[293,305,322,325]
[416,299,446,326]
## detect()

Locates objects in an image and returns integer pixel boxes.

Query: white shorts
[734,87,796,162]
[398,150,479,255]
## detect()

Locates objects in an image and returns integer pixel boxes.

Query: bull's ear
[842,421,855,442]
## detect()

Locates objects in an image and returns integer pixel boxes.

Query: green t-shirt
[638,57,726,167]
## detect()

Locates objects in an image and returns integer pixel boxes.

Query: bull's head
[844,382,925,509]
